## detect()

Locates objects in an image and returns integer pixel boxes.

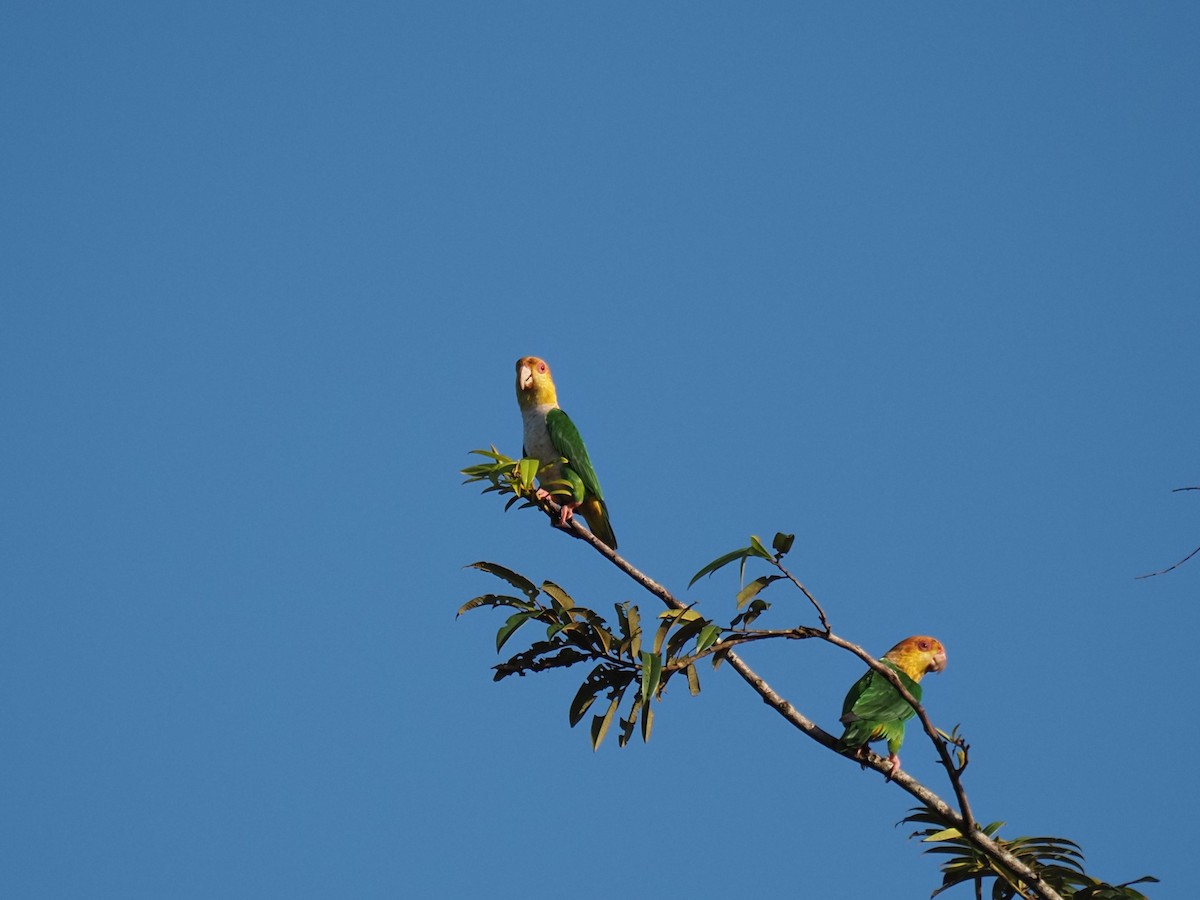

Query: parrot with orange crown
[514,356,617,549]
[837,635,947,777]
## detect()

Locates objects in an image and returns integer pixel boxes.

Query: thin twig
[1136,543,1200,579]
[1136,485,1200,578]
[771,557,831,632]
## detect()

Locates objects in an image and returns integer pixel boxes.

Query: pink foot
[558,502,579,527]
[885,753,902,780]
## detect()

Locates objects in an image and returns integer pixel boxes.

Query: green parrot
[514,356,617,549]
[837,635,947,777]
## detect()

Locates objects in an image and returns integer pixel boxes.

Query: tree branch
[532,495,1064,900]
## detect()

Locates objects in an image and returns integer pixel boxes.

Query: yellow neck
[886,649,931,682]
[517,377,557,410]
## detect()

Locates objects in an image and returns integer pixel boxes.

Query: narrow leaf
[618,696,642,748]
[640,651,663,701]
[688,547,754,587]
[640,699,655,743]
[466,561,539,601]
[627,604,642,659]
[664,617,708,661]
[923,827,964,842]
[590,692,621,751]
[456,593,527,617]
[685,662,701,696]
[541,580,575,612]
[584,612,615,654]
[696,623,722,653]
[496,611,535,652]
[569,666,607,727]
[735,575,773,609]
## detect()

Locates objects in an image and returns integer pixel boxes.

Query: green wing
[837,661,923,752]
[546,408,604,503]
[843,663,923,723]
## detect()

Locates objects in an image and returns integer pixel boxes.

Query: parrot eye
[917,639,930,650]
[538,363,547,373]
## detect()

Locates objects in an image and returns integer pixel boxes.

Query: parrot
[836,635,947,778]
[514,356,617,549]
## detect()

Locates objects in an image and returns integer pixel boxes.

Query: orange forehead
[893,636,943,654]
[516,356,550,375]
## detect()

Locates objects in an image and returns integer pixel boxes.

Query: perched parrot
[514,356,617,549]
[837,635,947,778]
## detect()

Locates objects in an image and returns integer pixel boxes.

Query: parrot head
[883,636,947,682]
[515,356,558,410]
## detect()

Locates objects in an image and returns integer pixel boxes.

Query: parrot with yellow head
[514,356,617,549]
[837,635,947,777]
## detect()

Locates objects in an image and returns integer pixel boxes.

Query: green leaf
[590,692,621,751]
[685,662,701,696]
[492,642,590,681]
[688,546,756,587]
[923,827,964,842]
[732,597,771,628]
[582,611,615,654]
[735,575,777,609]
[772,532,795,555]
[541,580,575,613]
[614,603,632,658]
[456,593,529,617]
[748,534,773,560]
[655,607,702,654]
[640,697,655,743]
[664,616,709,661]
[640,651,662,701]
[618,696,642,748]
[466,446,508,463]
[465,561,539,601]
[627,604,642,659]
[517,456,540,489]
[696,623,722,654]
[569,665,607,727]
[651,608,693,656]
[496,611,535,652]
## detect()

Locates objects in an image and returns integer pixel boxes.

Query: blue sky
[3,4,1197,898]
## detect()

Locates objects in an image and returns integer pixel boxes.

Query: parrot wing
[545,407,617,548]
[545,407,604,501]
[840,662,923,724]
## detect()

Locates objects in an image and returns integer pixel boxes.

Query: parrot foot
[885,753,902,780]
[557,502,579,527]
[534,489,579,530]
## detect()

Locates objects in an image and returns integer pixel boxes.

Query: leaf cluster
[460,448,542,510]
[460,530,833,753]
[904,809,1158,899]
[688,532,793,628]
[460,562,730,749]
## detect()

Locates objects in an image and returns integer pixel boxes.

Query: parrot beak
[518,363,534,391]
[929,648,947,674]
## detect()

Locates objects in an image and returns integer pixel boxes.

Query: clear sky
[3,4,1197,898]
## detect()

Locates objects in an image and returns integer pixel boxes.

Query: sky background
[3,4,1197,898]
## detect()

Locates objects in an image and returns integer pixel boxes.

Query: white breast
[521,404,562,481]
